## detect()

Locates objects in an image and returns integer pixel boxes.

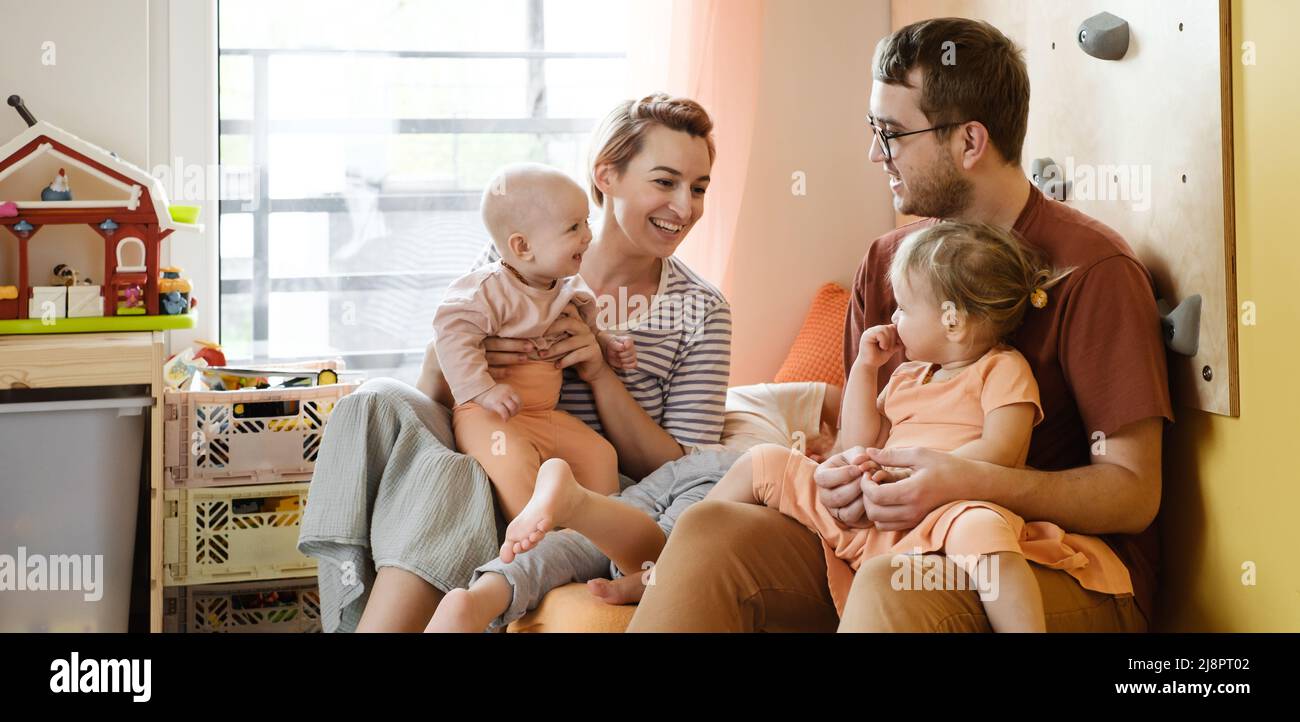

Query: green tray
[0,313,196,334]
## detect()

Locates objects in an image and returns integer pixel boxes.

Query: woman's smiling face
[596,124,712,258]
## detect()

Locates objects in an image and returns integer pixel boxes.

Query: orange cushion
[506,582,636,633]
[774,282,849,386]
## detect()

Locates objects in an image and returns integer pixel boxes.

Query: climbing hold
[1077,11,1130,61]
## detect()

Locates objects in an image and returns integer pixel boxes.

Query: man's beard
[896,153,973,219]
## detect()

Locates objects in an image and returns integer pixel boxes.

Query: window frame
[213,0,627,373]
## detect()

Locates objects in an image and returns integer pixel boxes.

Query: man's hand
[471,382,522,421]
[857,323,902,368]
[814,446,881,529]
[860,446,971,531]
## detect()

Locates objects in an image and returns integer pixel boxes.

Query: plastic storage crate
[164,381,357,489]
[163,481,316,586]
[164,578,322,633]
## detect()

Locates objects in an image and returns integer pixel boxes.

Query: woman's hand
[536,303,611,383]
[482,337,536,380]
[814,446,880,529]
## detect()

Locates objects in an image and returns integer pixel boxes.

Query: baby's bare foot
[587,573,648,606]
[500,458,585,563]
[424,588,492,633]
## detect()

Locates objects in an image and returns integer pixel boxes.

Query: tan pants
[626,500,1148,632]
[453,361,618,520]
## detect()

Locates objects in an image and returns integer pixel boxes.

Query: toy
[161,340,228,389]
[159,292,186,315]
[0,95,203,333]
[168,205,200,224]
[118,285,144,314]
[40,168,72,201]
[162,346,208,389]
[0,284,17,319]
[192,339,226,367]
[157,266,192,315]
[51,263,93,286]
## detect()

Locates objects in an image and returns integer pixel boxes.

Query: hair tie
[1030,288,1048,309]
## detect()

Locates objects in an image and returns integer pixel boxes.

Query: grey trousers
[471,449,742,630]
[298,378,501,633]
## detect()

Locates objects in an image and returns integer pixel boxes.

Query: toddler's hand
[857,323,901,368]
[805,425,838,463]
[603,335,637,370]
[864,463,908,485]
[472,383,522,421]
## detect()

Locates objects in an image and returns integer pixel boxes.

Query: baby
[433,163,635,522]
[707,221,1135,632]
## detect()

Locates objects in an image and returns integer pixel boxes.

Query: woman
[298,94,732,632]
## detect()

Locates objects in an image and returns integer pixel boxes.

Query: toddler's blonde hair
[889,221,1074,342]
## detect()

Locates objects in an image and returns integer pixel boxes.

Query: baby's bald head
[481,163,589,260]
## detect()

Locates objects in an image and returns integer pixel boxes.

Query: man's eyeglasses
[867,115,963,162]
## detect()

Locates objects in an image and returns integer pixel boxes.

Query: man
[628,17,1173,632]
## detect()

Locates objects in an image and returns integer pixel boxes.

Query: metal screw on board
[1202,365,1213,382]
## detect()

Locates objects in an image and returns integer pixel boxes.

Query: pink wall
[723,0,897,384]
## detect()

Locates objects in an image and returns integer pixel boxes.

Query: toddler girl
[707,220,1134,632]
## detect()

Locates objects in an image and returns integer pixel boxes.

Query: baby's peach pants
[453,361,618,520]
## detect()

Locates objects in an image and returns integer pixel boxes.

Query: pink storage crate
[164,379,358,489]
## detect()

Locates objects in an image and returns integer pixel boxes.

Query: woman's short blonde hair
[889,221,1074,342]
[587,93,716,207]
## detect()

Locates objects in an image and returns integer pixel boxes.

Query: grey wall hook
[1157,294,1202,357]
[1077,11,1130,60]
[1031,157,1071,201]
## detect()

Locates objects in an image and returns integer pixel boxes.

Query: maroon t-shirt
[845,185,1175,622]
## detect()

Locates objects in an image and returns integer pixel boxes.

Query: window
[217,0,629,384]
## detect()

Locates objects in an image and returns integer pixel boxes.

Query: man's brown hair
[874,17,1029,165]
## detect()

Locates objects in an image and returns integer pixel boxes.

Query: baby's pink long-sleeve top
[433,261,601,405]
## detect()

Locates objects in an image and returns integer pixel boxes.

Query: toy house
[0,105,202,333]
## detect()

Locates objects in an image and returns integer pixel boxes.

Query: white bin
[0,392,150,632]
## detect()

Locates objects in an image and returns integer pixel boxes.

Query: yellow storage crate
[163,481,315,586]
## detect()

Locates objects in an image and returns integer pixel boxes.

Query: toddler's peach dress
[749,344,1134,614]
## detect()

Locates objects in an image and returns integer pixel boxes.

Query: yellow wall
[1157,0,1300,631]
